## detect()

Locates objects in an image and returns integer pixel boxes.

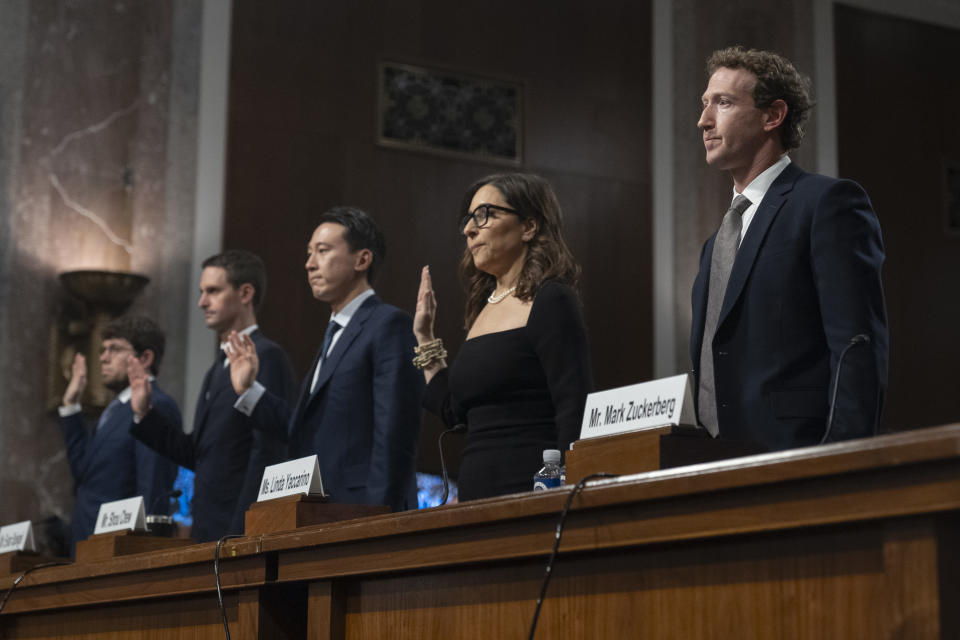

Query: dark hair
[202,250,268,310]
[707,46,813,152]
[102,315,166,375]
[316,206,387,283]
[459,173,581,329]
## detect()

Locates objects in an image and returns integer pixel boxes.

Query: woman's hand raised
[414,265,437,345]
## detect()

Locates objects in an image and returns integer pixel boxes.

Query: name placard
[257,455,325,502]
[93,496,147,535]
[580,373,697,440]
[0,520,36,553]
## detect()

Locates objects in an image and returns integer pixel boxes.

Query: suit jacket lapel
[303,295,379,411]
[291,346,324,432]
[79,399,124,477]
[690,240,714,366]
[192,361,219,444]
[718,163,800,327]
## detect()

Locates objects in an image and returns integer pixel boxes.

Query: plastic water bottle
[533,449,563,491]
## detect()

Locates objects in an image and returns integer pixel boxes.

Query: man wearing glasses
[59,315,179,555]
[226,207,423,512]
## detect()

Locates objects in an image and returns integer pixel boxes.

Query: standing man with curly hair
[691,47,888,451]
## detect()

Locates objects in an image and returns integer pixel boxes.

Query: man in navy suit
[130,251,297,541]
[228,207,423,511]
[59,316,179,555]
[690,47,888,451]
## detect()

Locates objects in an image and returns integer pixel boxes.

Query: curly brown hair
[459,173,581,330]
[707,46,813,152]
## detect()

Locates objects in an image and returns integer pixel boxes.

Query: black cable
[439,424,467,505]
[528,472,618,640]
[214,534,244,640]
[0,560,71,616]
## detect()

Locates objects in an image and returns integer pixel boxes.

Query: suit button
[720,403,728,409]
[718,351,728,356]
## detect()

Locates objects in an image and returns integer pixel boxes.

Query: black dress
[423,281,593,501]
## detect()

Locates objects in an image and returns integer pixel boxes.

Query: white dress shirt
[234,289,375,415]
[736,154,791,246]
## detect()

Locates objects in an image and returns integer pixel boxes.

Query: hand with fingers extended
[62,353,88,406]
[127,354,153,420]
[225,330,259,395]
[414,265,438,344]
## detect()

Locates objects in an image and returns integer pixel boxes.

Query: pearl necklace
[487,286,516,304]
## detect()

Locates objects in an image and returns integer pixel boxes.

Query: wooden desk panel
[2,424,960,639]
[320,519,940,639]
[1,593,242,639]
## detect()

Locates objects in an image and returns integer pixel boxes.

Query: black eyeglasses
[459,204,520,231]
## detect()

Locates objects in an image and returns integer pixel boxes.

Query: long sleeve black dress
[423,280,593,500]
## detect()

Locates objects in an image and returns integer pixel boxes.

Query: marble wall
[0,0,199,553]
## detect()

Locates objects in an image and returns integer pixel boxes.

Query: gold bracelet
[413,338,447,369]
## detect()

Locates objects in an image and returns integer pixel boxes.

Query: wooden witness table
[3,423,960,639]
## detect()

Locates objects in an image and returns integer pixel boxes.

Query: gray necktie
[698,194,751,437]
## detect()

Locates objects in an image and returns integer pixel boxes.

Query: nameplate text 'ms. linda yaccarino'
[257,455,325,502]
[579,373,697,440]
[0,520,36,553]
[94,496,147,535]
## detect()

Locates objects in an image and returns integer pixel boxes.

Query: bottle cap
[543,449,561,464]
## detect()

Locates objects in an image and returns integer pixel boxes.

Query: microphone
[821,334,871,445]
[150,489,183,516]
[439,424,467,505]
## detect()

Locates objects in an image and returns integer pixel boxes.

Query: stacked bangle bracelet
[413,338,447,370]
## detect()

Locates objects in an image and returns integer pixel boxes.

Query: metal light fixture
[49,270,149,410]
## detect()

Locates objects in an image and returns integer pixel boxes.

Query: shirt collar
[117,376,154,404]
[220,324,258,353]
[331,288,375,329]
[735,154,791,205]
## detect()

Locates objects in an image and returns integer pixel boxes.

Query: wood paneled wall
[223,0,653,474]
[835,5,960,432]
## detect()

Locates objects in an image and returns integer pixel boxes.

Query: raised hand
[226,330,259,395]
[414,265,437,344]
[127,354,152,419]
[62,353,88,406]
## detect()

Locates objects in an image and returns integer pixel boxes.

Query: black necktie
[310,320,342,394]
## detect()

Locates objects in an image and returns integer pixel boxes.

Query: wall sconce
[48,270,149,411]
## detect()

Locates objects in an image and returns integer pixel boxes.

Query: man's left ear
[521,219,538,243]
[138,349,155,372]
[354,248,374,274]
[763,99,788,132]
[238,282,256,306]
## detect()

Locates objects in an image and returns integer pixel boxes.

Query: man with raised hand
[227,207,423,512]
[59,315,179,554]
[129,250,296,541]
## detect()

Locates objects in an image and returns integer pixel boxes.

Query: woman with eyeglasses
[413,173,593,501]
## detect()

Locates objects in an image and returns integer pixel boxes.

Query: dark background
[222,0,654,475]
[220,1,960,475]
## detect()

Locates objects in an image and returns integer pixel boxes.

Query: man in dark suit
[690,47,888,451]
[59,316,179,555]
[227,207,423,511]
[129,250,296,541]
